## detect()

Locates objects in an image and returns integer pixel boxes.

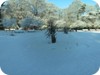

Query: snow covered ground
[0,30,100,75]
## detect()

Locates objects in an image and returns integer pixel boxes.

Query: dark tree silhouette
[47,19,56,43]
[0,8,4,30]
[63,26,69,34]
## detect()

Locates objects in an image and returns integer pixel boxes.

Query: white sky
[0,0,7,7]
[93,0,100,7]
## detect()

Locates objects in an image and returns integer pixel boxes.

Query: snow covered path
[0,31,100,75]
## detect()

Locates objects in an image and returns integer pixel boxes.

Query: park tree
[66,0,86,20]
[77,4,86,20]
[2,18,17,35]
[2,18,16,29]
[63,0,83,28]
[20,16,44,30]
[55,19,69,34]
[29,0,46,16]
[4,0,47,28]
[85,4,96,13]
[43,3,59,20]
[10,0,33,26]
[47,18,56,43]
[1,0,99,32]
[0,7,4,30]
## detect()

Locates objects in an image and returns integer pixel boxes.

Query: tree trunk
[64,27,68,34]
[51,34,56,43]
[0,9,4,30]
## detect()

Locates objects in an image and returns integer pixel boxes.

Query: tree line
[0,0,99,31]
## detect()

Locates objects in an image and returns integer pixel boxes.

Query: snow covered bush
[70,20,87,31]
[77,20,86,28]
[20,17,33,28]
[55,19,69,33]
[20,17,44,30]
[2,18,17,36]
[55,19,66,28]
[2,18,17,29]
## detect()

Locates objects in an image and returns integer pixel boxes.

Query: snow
[0,67,7,75]
[0,0,7,7]
[0,30,100,75]
[93,68,100,75]
[93,0,100,7]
